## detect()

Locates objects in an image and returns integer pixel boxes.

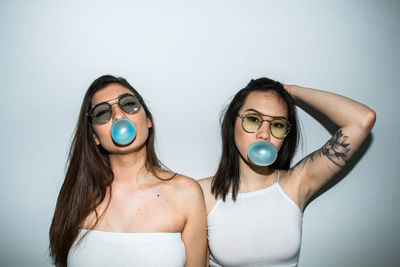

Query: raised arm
[286,84,376,207]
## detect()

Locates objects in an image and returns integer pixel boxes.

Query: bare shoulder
[198,176,214,202]
[167,173,205,202]
[198,176,217,215]
[198,176,213,194]
[279,169,306,211]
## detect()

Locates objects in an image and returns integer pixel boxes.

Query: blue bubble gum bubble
[247,141,278,166]
[110,118,136,145]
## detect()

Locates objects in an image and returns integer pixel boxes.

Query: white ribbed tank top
[68,229,186,267]
[207,171,303,267]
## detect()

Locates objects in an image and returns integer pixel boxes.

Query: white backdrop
[0,0,399,266]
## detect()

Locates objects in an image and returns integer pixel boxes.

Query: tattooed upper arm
[288,129,353,203]
[283,129,352,209]
[289,149,318,175]
[321,129,351,168]
[291,129,351,175]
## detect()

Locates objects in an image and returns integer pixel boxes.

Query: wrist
[284,84,298,98]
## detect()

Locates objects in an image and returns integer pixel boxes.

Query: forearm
[286,85,375,130]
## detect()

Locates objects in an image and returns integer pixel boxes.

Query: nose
[256,121,271,141]
[110,102,126,122]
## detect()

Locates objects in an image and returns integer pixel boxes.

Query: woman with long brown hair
[49,75,206,267]
[199,77,376,266]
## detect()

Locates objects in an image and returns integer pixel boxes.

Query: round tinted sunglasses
[238,113,291,139]
[88,93,142,124]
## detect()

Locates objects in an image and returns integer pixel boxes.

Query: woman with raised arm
[49,75,206,267]
[199,77,375,267]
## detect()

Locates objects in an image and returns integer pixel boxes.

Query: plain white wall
[0,0,399,266]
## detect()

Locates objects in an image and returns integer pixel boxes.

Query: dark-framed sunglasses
[238,113,291,139]
[88,93,142,124]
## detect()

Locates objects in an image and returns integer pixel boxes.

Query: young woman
[199,77,376,266]
[49,75,207,267]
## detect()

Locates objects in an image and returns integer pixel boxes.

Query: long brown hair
[211,77,300,201]
[49,75,163,266]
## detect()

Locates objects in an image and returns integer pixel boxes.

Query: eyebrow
[243,108,288,119]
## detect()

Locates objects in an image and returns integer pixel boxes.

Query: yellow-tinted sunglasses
[238,113,291,139]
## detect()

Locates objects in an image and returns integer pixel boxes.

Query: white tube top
[68,229,186,267]
[207,177,303,267]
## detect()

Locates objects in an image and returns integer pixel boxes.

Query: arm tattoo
[290,129,351,174]
[321,129,350,167]
[290,150,319,174]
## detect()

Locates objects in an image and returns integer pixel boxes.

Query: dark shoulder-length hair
[49,75,163,266]
[211,77,300,201]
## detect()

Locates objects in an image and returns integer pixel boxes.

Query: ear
[93,133,100,145]
[147,117,153,128]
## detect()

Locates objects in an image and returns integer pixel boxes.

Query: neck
[238,156,277,190]
[108,145,152,186]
